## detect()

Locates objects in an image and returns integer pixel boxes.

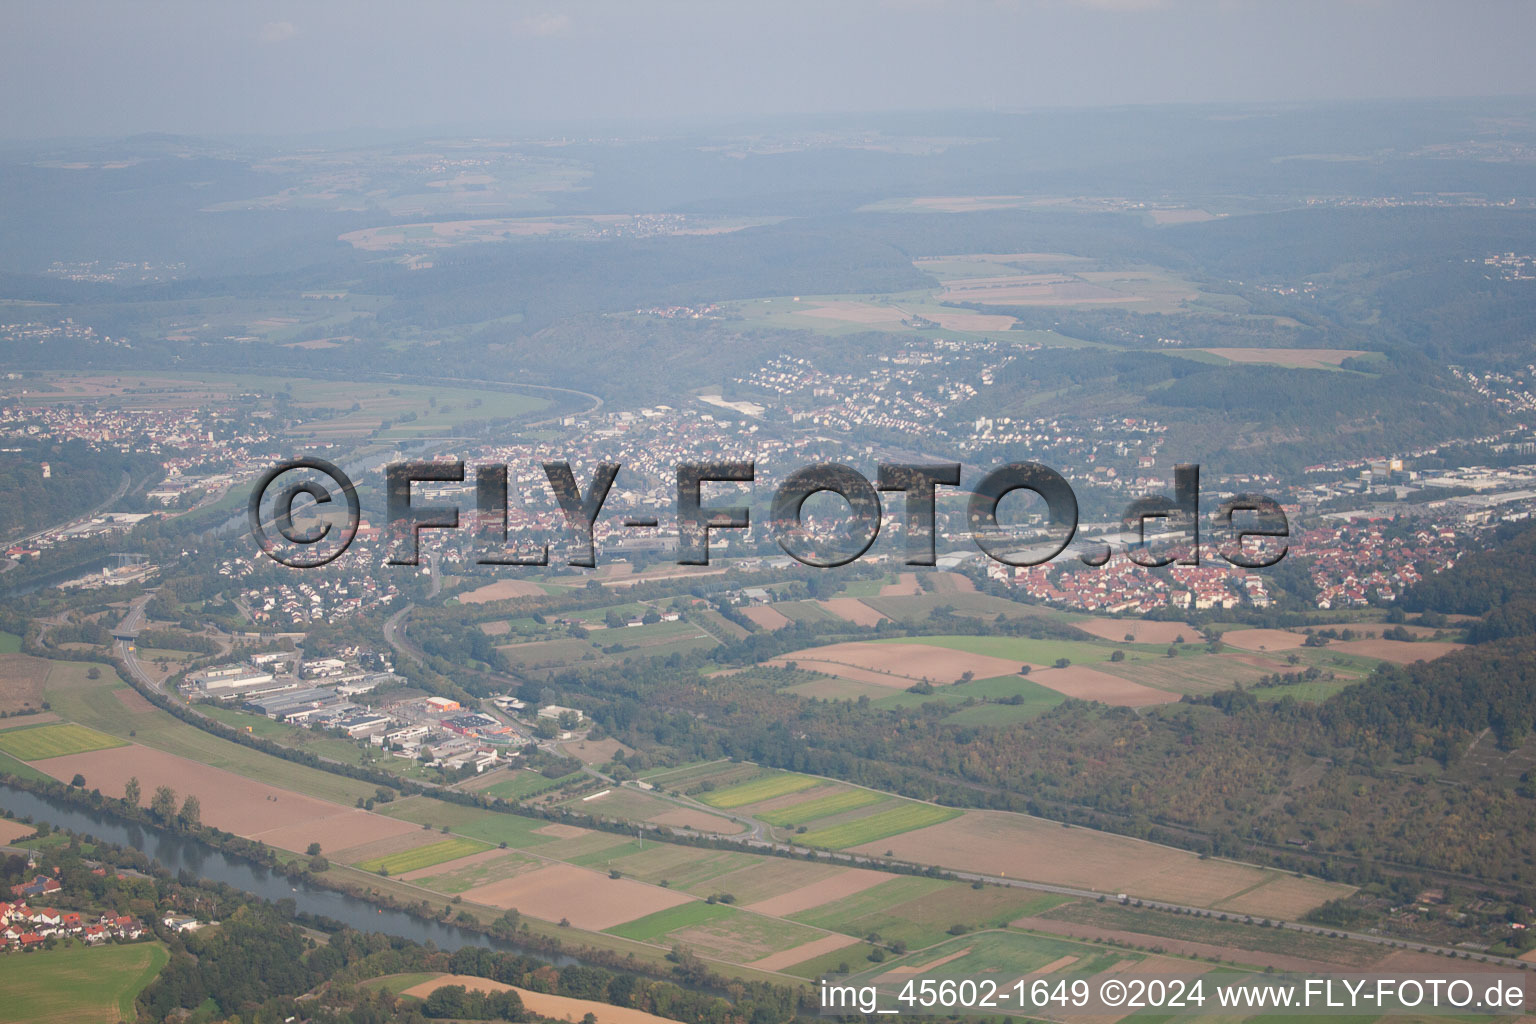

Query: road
[1,470,134,571]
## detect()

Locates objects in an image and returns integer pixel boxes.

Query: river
[0,780,576,962]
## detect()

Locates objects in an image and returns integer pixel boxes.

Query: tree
[123,776,141,807]
[1054,658,1071,669]
[306,842,322,856]
[86,666,100,680]
[179,794,201,828]
[1109,650,1126,663]
[150,785,178,824]
[69,773,86,788]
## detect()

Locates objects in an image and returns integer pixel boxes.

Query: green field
[603,845,755,890]
[0,631,21,653]
[797,803,961,850]
[477,768,584,800]
[0,748,51,782]
[870,674,1067,722]
[0,722,127,761]
[846,928,1131,985]
[697,772,821,809]
[373,796,557,849]
[605,900,734,941]
[756,788,885,826]
[793,877,1068,950]
[357,836,490,875]
[0,941,168,1024]
[359,971,439,995]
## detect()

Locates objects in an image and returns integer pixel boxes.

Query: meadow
[796,803,960,850]
[696,772,821,809]
[0,942,168,1024]
[0,722,126,761]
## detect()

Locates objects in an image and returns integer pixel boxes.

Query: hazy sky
[3,0,1534,139]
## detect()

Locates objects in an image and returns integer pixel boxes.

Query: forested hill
[1400,517,1536,642]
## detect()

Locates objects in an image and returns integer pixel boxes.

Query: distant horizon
[5,0,1535,141]
[5,93,1536,150]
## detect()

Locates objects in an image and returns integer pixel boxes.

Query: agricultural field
[853,810,1353,913]
[0,942,168,1024]
[567,786,745,834]
[40,661,378,807]
[872,634,1115,666]
[845,928,1141,988]
[0,722,126,760]
[696,771,821,809]
[411,850,543,893]
[33,742,419,854]
[869,673,1066,721]
[458,862,693,930]
[1033,899,1388,970]
[796,802,960,850]
[0,652,51,713]
[602,845,758,891]
[394,973,690,1024]
[756,788,886,827]
[373,796,560,849]
[666,909,832,966]
[456,579,549,603]
[605,900,736,941]
[475,768,584,800]
[793,876,1069,951]
[357,837,491,875]
[638,759,764,791]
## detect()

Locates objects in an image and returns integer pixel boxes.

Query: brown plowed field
[458,580,545,604]
[931,572,975,593]
[801,301,905,324]
[1330,638,1463,664]
[1221,628,1309,652]
[928,310,1017,331]
[1216,873,1358,919]
[768,642,1027,686]
[398,976,686,1024]
[769,659,913,688]
[747,933,860,972]
[1073,619,1199,645]
[852,810,1351,911]
[0,711,58,729]
[743,867,891,917]
[460,862,692,929]
[0,654,50,713]
[819,598,888,626]
[1200,347,1367,369]
[647,808,745,834]
[0,818,36,844]
[1026,665,1180,706]
[880,573,922,596]
[742,606,792,630]
[32,744,418,852]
